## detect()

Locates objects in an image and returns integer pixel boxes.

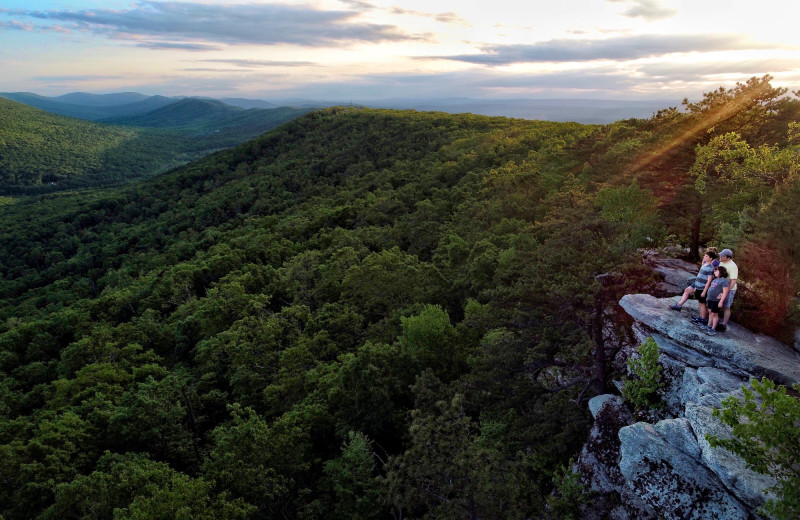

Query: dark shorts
[708,299,721,314]
[694,289,707,304]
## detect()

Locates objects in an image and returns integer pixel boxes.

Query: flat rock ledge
[577,294,799,520]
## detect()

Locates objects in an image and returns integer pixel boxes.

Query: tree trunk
[592,298,607,395]
[689,198,702,261]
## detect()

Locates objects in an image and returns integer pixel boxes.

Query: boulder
[620,294,800,386]
[680,367,748,407]
[589,394,624,420]
[577,394,655,519]
[642,250,698,295]
[653,418,701,460]
[618,421,749,519]
[577,290,798,519]
[685,403,778,509]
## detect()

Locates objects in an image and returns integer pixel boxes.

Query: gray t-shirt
[693,261,718,290]
[707,277,730,302]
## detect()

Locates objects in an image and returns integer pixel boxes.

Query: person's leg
[699,302,707,319]
[678,286,693,305]
[671,286,693,310]
[721,290,736,326]
[709,312,718,330]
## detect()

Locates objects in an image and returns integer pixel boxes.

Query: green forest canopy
[0,97,308,193]
[1,76,799,519]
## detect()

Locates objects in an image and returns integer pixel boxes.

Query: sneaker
[717,324,727,332]
[695,319,709,327]
[669,304,682,311]
[691,316,704,323]
[706,328,717,336]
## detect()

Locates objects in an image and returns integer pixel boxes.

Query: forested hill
[0,97,308,193]
[102,98,245,128]
[102,98,312,139]
[1,76,799,519]
[0,91,176,120]
[0,97,147,189]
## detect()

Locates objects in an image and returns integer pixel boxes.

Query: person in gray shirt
[704,265,731,336]
[670,249,719,326]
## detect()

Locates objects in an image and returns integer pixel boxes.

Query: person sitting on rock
[669,249,720,325]
[705,265,731,336]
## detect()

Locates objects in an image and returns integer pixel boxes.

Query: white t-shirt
[720,259,738,290]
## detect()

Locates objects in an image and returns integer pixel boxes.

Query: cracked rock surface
[577,292,796,519]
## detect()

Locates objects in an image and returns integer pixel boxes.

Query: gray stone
[643,252,698,295]
[697,389,742,409]
[653,418,701,460]
[577,395,655,518]
[795,327,800,353]
[578,396,633,494]
[685,402,777,509]
[696,367,747,395]
[679,367,703,405]
[619,421,749,519]
[620,294,800,386]
[659,354,689,415]
[579,287,799,520]
[633,324,718,370]
[589,394,624,420]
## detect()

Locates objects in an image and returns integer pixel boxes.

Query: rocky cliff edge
[577,290,800,520]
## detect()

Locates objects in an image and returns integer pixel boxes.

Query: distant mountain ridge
[2,91,675,124]
[53,92,153,107]
[0,92,176,120]
[102,98,243,128]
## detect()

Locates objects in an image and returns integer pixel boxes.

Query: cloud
[33,74,124,82]
[337,0,376,10]
[17,1,421,47]
[390,7,470,25]
[251,69,648,101]
[607,0,677,20]
[137,41,222,51]
[638,58,800,79]
[433,34,787,65]
[0,19,34,31]
[197,58,317,68]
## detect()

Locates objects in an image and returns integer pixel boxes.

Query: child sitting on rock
[704,265,730,336]
[670,249,719,326]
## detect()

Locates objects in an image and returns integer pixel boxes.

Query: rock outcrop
[577,267,800,519]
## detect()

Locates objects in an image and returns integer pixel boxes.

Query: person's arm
[719,285,730,303]
[702,275,713,297]
[729,278,737,291]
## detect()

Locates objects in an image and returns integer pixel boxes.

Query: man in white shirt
[718,248,738,331]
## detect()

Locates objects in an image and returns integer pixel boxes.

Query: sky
[1,0,799,103]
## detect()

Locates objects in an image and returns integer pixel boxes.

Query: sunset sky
[1,0,799,102]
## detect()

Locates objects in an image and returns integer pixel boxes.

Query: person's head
[720,248,733,261]
[714,265,729,278]
[704,249,718,261]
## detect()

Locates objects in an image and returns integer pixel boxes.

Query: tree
[322,431,386,520]
[622,337,665,412]
[399,304,462,380]
[707,378,800,520]
[682,75,789,145]
[682,75,795,256]
[385,371,529,519]
[41,452,254,520]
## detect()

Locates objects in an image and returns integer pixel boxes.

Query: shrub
[622,337,664,411]
[707,378,800,520]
